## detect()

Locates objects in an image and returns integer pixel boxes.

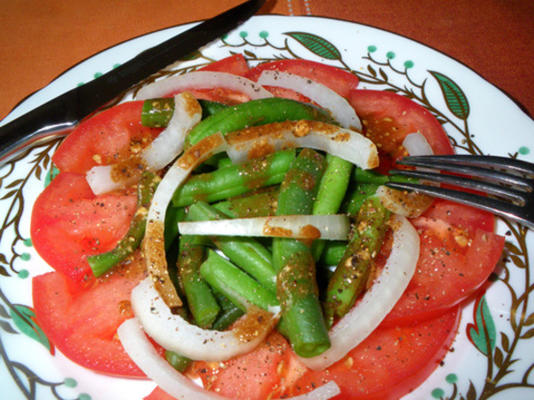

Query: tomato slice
[246,59,359,98]
[192,332,290,400]
[31,172,136,286]
[199,54,249,76]
[382,199,504,326]
[349,89,454,171]
[32,252,146,377]
[53,101,162,174]
[144,387,175,400]
[290,308,460,400]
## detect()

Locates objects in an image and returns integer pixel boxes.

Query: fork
[387,154,534,229]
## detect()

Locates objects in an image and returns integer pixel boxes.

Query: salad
[26,51,505,400]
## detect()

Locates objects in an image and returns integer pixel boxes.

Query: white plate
[1,15,533,400]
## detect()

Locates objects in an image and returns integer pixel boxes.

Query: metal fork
[387,155,534,229]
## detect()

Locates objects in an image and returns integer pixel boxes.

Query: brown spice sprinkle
[181,91,202,118]
[299,224,321,240]
[263,219,293,237]
[143,220,182,307]
[232,306,277,343]
[110,155,146,183]
[247,138,276,160]
[178,133,224,169]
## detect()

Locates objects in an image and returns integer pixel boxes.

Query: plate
[1,15,533,400]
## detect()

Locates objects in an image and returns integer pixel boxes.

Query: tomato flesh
[53,101,162,174]
[291,308,460,400]
[192,332,290,400]
[349,89,453,171]
[32,252,146,377]
[31,172,136,286]
[383,200,504,326]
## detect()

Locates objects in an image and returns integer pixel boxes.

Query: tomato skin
[291,308,460,400]
[382,200,504,326]
[31,172,136,286]
[246,59,359,98]
[349,89,453,171]
[32,253,147,377]
[53,101,162,174]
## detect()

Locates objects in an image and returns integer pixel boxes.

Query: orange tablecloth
[1,0,533,120]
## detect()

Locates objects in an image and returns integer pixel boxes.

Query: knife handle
[0,90,79,166]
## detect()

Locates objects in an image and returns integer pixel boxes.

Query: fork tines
[387,155,534,229]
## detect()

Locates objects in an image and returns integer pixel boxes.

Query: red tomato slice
[290,308,460,400]
[199,54,249,76]
[349,89,454,171]
[382,199,504,326]
[31,172,136,286]
[144,387,175,400]
[53,101,162,174]
[32,252,146,377]
[245,59,359,98]
[191,332,290,400]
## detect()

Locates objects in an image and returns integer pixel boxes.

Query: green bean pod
[185,98,333,147]
[177,234,220,328]
[213,187,279,218]
[272,148,330,358]
[172,150,295,207]
[324,196,390,327]
[311,154,353,260]
[200,250,279,312]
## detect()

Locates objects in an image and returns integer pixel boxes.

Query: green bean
[343,183,380,216]
[272,148,330,358]
[185,98,334,147]
[141,98,227,127]
[177,230,220,328]
[212,291,245,331]
[187,202,277,292]
[319,241,347,266]
[311,154,353,260]
[164,205,186,250]
[200,250,279,312]
[352,167,418,185]
[87,171,159,277]
[213,187,279,218]
[324,196,390,327]
[165,350,192,372]
[172,150,295,207]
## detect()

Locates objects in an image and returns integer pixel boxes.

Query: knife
[0,0,265,165]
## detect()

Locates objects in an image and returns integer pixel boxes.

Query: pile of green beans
[97,96,402,360]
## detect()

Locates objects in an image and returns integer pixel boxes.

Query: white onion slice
[86,92,202,195]
[258,70,361,130]
[131,278,273,361]
[402,131,434,156]
[376,131,435,218]
[299,215,419,370]
[226,120,378,170]
[118,318,340,400]
[143,133,227,308]
[179,214,350,241]
[135,71,273,100]
[142,92,202,170]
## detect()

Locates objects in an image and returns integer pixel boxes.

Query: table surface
[1,0,533,121]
